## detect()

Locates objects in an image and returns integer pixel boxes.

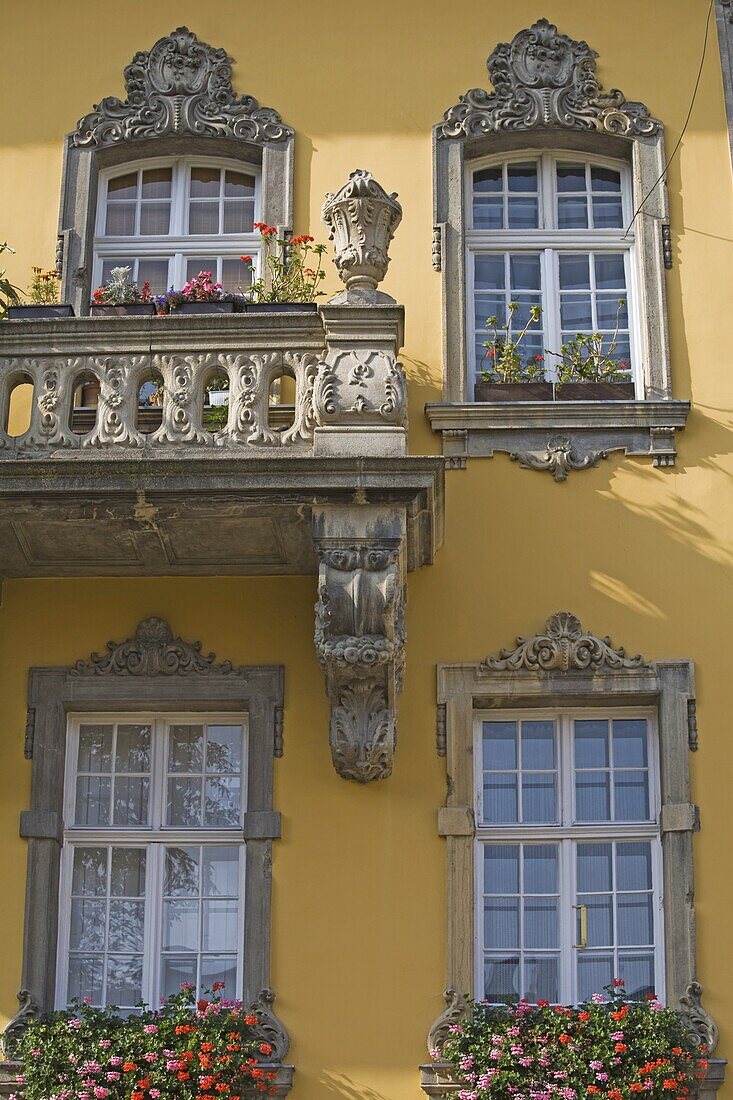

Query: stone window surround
[59,132,294,317]
[428,22,691,473]
[421,612,725,1097]
[7,618,292,1091]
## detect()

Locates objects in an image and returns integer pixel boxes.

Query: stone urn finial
[321,169,402,290]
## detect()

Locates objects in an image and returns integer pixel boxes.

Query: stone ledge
[425,400,691,473]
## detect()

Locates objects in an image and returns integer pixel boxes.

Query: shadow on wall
[318,1071,394,1100]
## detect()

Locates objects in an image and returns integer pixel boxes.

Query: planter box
[474,381,553,402]
[172,301,235,315]
[556,381,635,401]
[245,302,319,314]
[90,303,156,317]
[6,304,75,319]
[207,390,230,407]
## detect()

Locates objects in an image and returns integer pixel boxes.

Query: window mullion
[544,249,561,382]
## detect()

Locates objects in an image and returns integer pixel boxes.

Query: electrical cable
[623,0,714,239]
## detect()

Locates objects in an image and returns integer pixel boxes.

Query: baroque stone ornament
[439,18,660,139]
[314,544,405,782]
[480,611,648,672]
[74,27,292,147]
[72,617,238,677]
[426,989,470,1056]
[249,989,290,1062]
[321,170,402,290]
[679,982,719,1053]
[510,435,610,480]
[1,989,40,1055]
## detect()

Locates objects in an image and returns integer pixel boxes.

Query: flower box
[6,304,75,319]
[90,303,156,317]
[245,302,319,314]
[207,390,230,407]
[557,381,635,401]
[171,301,235,315]
[474,381,553,402]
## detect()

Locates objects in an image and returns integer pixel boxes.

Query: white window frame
[465,150,640,395]
[55,710,249,1010]
[93,155,263,293]
[473,705,664,1006]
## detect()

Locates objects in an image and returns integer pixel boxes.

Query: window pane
[525,956,559,1003]
[594,253,626,289]
[162,899,199,951]
[223,202,254,234]
[483,721,516,769]
[614,772,649,820]
[169,725,204,772]
[522,773,556,822]
[108,899,145,951]
[576,770,611,821]
[137,260,170,295]
[557,164,586,192]
[507,197,538,229]
[575,720,609,767]
[484,845,519,894]
[596,294,628,329]
[106,956,143,1007]
[560,295,593,329]
[113,776,149,826]
[68,956,104,1005]
[475,255,505,291]
[473,196,503,229]
[168,776,202,826]
[108,172,138,200]
[484,773,518,822]
[161,956,197,998]
[617,894,653,946]
[190,167,221,197]
[140,202,171,235]
[521,721,555,769]
[524,898,559,948]
[222,258,250,293]
[142,168,172,198]
[165,846,200,896]
[618,952,655,1000]
[202,847,239,897]
[484,955,519,1003]
[110,849,146,897]
[224,171,255,198]
[474,167,502,192]
[204,776,241,826]
[105,203,136,236]
[613,720,648,767]
[206,725,242,774]
[186,259,219,284]
[591,167,622,192]
[510,254,541,290]
[616,842,653,891]
[201,956,237,995]
[115,724,151,773]
[190,202,220,235]
[577,843,612,892]
[578,953,614,1002]
[523,845,558,894]
[78,725,113,772]
[592,197,623,229]
[507,164,538,192]
[202,900,238,951]
[76,776,111,826]
[559,253,591,290]
[72,847,108,896]
[558,197,588,229]
[581,894,613,946]
[484,898,520,949]
[70,898,106,951]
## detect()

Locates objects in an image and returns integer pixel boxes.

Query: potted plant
[203,376,230,429]
[437,980,708,1100]
[242,225,326,312]
[474,302,551,401]
[0,242,22,319]
[90,267,155,316]
[6,264,74,319]
[11,984,280,1100]
[164,271,236,314]
[549,299,635,400]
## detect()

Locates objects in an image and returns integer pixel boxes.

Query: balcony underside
[0,454,443,577]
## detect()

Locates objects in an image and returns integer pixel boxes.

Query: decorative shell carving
[74,27,292,147]
[480,611,648,672]
[439,18,661,139]
[71,617,239,677]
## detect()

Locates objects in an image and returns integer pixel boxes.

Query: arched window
[57,27,293,314]
[94,156,262,295]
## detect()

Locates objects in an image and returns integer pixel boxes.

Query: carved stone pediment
[439,18,660,139]
[480,611,648,672]
[74,26,292,147]
[72,617,239,677]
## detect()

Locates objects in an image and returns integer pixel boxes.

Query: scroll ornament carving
[248,988,290,1063]
[321,170,402,290]
[481,611,648,673]
[74,27,292,147]
[72,617,239,677]
[426,989,470,1056]
[440,19,661,139]
[679,982,719,1053]
[315,545,405,782]
[312,351,408,427]
[1,989,40,1056]
[510,435,609,480]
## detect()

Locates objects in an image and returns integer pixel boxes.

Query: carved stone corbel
[1,989,40,1056]
[313,507,406,782]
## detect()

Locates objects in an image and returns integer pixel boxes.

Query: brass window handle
[573,903,588,949]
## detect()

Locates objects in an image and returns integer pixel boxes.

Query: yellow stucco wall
[1,1,732,1097]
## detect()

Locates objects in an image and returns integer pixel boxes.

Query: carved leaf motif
[74,27,292,147]
[510,435,609,480]
[1,989,40,1056]
[679,982,719,1053]
[248,989,290,1062]
[439,19,661,139]
[71,617,239,677]
[426,989,470,1055]
[330,678,395,783]
[481,611,648,672]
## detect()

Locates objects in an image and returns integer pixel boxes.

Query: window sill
[425,398,690,476]
[419,1060,726,1100]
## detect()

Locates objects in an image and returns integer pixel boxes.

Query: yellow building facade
[0,2,732,1100]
